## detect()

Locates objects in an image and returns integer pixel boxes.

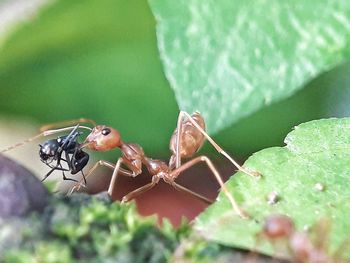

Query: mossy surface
[1,192,250,263]
[0,193,187,263]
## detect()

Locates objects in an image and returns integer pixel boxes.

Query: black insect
[39,124,89,183]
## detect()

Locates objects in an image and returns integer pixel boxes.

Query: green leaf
[0,0,178,157]
[149,0,350,133]
[195,118,350,258]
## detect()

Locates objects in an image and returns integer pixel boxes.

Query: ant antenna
[39,118,97,132]
[1,125,92,153]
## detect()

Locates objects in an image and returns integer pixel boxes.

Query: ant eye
[101,128,111,136]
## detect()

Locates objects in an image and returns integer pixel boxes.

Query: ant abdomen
[169,112,206,164]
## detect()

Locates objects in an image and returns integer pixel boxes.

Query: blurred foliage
[217,61,350,156]
[0,0,178,159]
[196,118,350,259]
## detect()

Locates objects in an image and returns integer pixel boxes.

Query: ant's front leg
[68,158,138,195]
[107,158,142,197]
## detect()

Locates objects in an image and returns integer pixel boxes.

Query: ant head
[39,139,59,163]
[83,125,122,151]
[39,150,52,163]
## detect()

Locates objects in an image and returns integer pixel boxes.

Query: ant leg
[41,165,70,182]
[107,158,123,196]
[171,182,214,204]
[40,118,97,132]
[170,155,249,219]
[49,156,78,183]
[69,159,136,194]
[62,174,79,183]
[1,125,92,153]
[176,111,260,177]
[58,158,78,182]
[80,170,87,185]
[107,158,141,196]
[41,168,57,182]
[58,163,68,181]
[174,111,184,168]
[64,150,73,171]
[120,176,159,203]
[69,160,116,193]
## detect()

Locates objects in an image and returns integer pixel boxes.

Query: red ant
[257,214,350,263]
[1,112,260,218]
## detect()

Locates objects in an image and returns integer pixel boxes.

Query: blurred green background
[0,0,349,163]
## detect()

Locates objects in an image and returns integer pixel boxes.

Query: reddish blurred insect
[256,214,350,263]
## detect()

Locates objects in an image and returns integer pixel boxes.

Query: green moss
[5,243,73,263]
[0,192,275,262]
[1,193,190,263]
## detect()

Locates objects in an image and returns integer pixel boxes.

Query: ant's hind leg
[170,155,249,219]
[171,182,214,204]
[120,176,159,203]
[177,111,260,177]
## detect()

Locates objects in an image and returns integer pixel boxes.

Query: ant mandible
[69,111,260,219]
